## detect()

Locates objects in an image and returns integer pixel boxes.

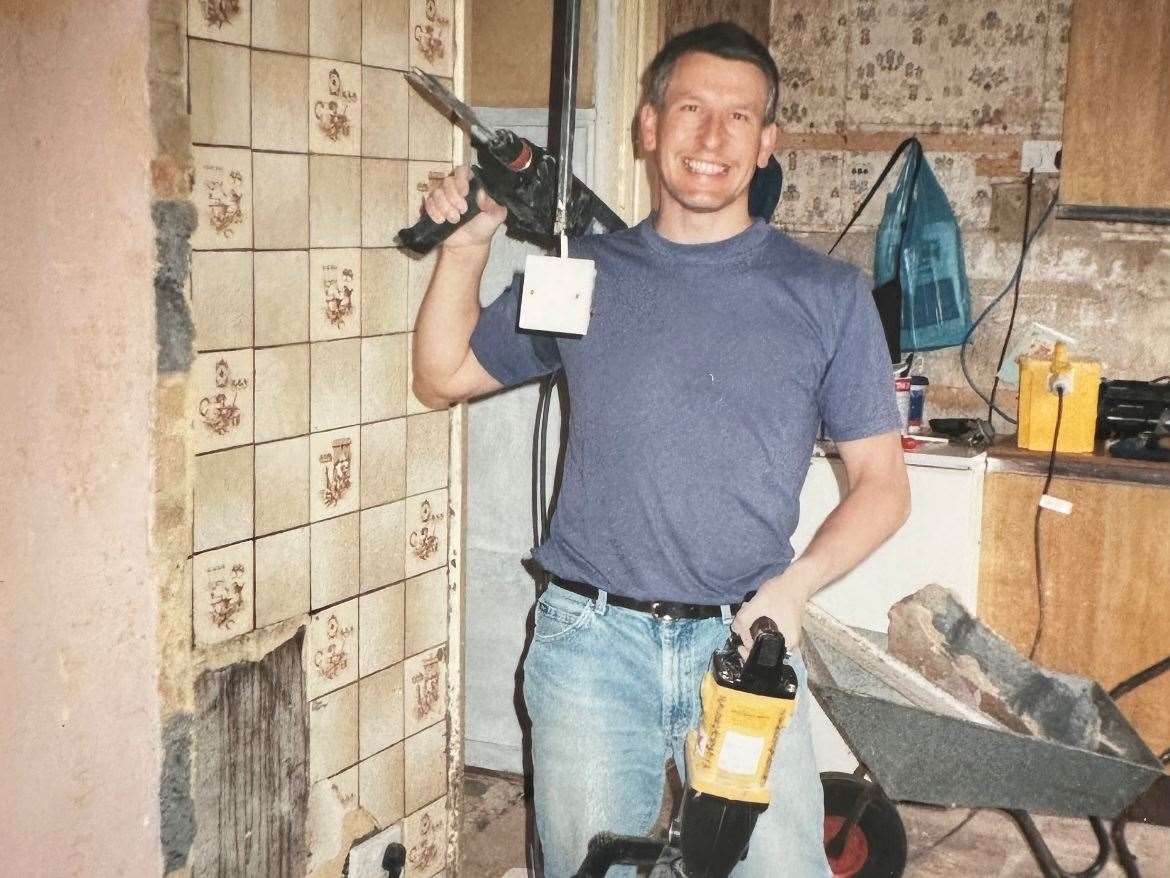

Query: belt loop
[593,588,609,615]
[720,604,733,625]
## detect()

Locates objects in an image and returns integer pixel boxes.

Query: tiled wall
[184,0,456,873]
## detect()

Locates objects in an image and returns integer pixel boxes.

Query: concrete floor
[459,768,1170,877]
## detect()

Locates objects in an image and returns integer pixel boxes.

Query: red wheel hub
[824,815,869,877]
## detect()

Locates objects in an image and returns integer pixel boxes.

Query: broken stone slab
[887,584,1103,753]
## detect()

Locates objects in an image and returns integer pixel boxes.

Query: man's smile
[682,156,730,176]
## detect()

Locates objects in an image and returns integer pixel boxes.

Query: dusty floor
[459,768,1170,877]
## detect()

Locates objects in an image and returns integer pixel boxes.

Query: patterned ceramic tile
[310,58,362,155]
[363,0,410,69]
[768,0,849,133]
[310,155,362,247]
[361,159,410,247]
[772,148,844,233]
[189,39,251,147]
[403,488,446,579]
[252,51,309,153]
[252,0,308,53]
[307,767,360,872]
[347,823,404,878]
[254,525,310,626]
[360,501,406,592]
[311,511,360,608]
[362,66,409,159]
[310,427,361,520]
[309,681,359,781]
[254,250,309,347]
[188,0,251,44]
[359,741,404,827]
[254,343,310,442]
[194,446,254,552]
[311,338,361,431]
[310,0,362,62]
[360,417,407,509]
[404,720,446,813]
[361,333,409,422]
[359,662,404,759]
[403,643,445,736]
[408,0,454,78]
[191,146,252,250]
[404,568,446,657]
[192,250,253,351]
[402,794,446,878]
[406,246,436,328]
[309,249,362,340]
[405,410,447,496]
[407,80,452,162]
[362,248,410,335]
[253,152,310,249]
[306,597,359,699]
[193,350,253,452]
[359,583,405,675]
[255,435,310,535]
[192,541,254,646]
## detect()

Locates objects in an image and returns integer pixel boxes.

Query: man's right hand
[422,165,508,250]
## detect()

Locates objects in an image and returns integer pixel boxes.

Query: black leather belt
[551,578,752,620]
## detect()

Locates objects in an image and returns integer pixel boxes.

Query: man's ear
[757,122,779,168]
[638,103,658,153]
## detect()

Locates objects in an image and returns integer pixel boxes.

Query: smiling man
[413,22,909,877]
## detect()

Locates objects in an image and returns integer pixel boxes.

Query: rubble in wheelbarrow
[887,584,1109,754]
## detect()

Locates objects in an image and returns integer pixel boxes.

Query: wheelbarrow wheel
[822,772,907,878]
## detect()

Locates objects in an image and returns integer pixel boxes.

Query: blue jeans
[524,584,831,877]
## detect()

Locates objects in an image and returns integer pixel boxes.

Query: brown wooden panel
[1061,0,1170,210]
[978,472,1170,756]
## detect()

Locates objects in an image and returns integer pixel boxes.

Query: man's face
[639,51,778,220]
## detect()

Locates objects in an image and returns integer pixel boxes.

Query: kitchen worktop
[986,436,1170,487]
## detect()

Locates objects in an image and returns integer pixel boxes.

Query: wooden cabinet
[1060,0,1170,222]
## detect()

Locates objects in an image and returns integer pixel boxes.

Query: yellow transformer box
[1017,342,1101,454]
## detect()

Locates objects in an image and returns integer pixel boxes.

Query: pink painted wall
[0,2,163,874]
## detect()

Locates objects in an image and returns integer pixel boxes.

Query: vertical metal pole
[553,0,583,237]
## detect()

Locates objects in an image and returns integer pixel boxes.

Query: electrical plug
[1049,370,1074,396]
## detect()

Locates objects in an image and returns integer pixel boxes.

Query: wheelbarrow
[802,604,1167,878]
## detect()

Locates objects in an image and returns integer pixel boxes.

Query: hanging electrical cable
[987,170,1036,424]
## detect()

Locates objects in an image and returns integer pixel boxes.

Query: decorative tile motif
[255,435,310,535]
[309,682,359,781]
[254,250,309,347]
[402,794,446,878]
[403,719,446,813]
[359,583,405,675]
[361,333,408,422]
[403,643,446,736]
[192,250,253,351]
[254,152,310,250]
[255,526,310,627]
[310,59,362,155]
[363,0,410,69]
[311,511,360,608]
[191,147,252,250]
[404,488,447,579]
[362,248,410,335]
[405,161,452,243]
[361,158,409,247]
[188,0,251,44]
[360,417,407,509]
[404,568,446,657]
[310,249,362,339]
[192,541,254,646]
[306,597,359,699]
[310,0,362,62]
[310,428,361,520]
[252,0,308,53]
[254,343,310,442]
[409,0,454,78]
[193,349,253,453]
[362,66,409,159]
[189,39,251,147]
[310,155,362,247]
[359,662,404,758]
[360,501,406,591]
[194,445,254,552]
[311,338,361,431]
[405,410,448,495]
[252,51,310,152]
[358,740,404,827]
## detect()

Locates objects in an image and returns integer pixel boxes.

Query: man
[413,22,909,877]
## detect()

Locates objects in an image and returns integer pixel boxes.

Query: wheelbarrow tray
[803,604,1164,819]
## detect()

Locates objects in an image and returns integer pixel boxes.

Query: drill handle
[396,172,486,255]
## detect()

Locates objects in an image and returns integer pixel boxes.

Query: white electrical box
[1021,140,1062,174]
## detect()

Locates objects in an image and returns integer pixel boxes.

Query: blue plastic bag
[874,141,972,352]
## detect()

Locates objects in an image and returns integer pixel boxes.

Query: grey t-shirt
[470,217,900,604]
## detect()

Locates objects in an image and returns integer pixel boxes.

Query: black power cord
[987,170,1035,424]
[1030,387,1065,660]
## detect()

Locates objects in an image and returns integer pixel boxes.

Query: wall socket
[1021,140,1062,174]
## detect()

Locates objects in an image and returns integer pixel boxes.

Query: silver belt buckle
[650,601,674,621]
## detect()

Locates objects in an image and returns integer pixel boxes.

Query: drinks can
[908,376,929,434]
[895,376,911,432]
